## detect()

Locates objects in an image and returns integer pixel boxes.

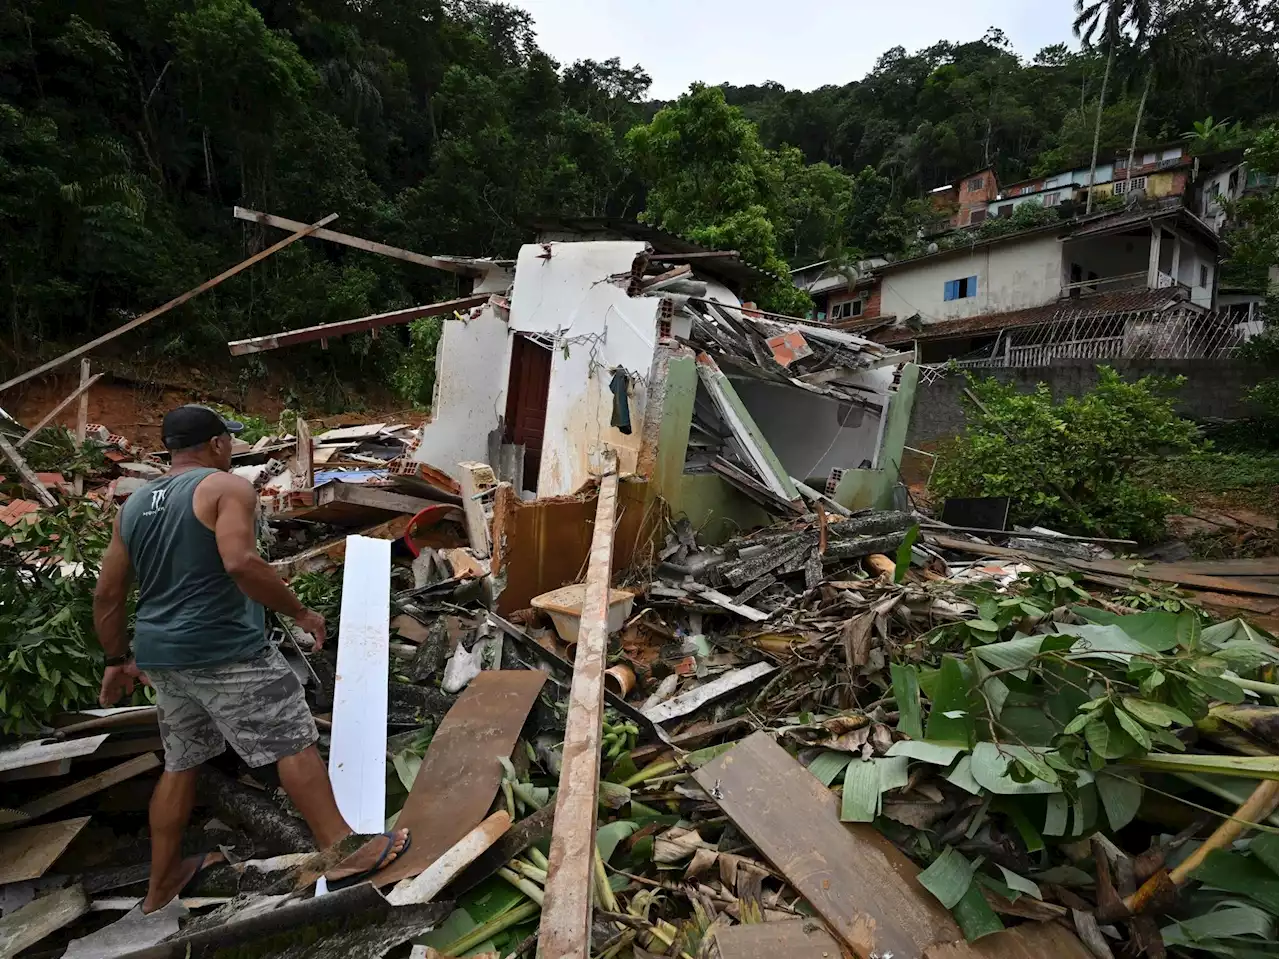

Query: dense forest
[1,0,1275,407]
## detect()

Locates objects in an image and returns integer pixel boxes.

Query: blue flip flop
[325,830,413,891]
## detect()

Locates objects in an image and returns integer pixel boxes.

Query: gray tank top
[119,467,266,669]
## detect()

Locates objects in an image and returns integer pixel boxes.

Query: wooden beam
[0,431,57,507]
[296,417,314,491]
[16,372,104,447]
[234,207,483,277]
[226,294,490,355]
[316,482,439,516]
[74,359,91,496]
[20,752,161,821]
[538,461,619,959]
[650,250,740,262]
[0,214,337,394]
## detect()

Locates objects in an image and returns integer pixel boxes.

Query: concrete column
[1147,224,1162,288]
[1170,233,1182,287]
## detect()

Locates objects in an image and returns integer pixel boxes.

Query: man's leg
[143,769,198,912]
[276,745,350,847]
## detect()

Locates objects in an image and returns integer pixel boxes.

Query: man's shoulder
[194,470,256,507]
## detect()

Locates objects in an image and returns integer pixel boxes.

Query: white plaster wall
[508,241,661,495]
[415,304,512,480]
[1174,237,1216,307]
[732,378,886,483]
[880,233,1064,324]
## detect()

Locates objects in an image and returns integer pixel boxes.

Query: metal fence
[947,307,1256,369]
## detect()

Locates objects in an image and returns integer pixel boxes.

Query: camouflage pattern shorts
[149,646,317,772]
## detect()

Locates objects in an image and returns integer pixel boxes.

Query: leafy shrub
[392,315,444,409]
[930,367,1200,542]
[0,501,141,733]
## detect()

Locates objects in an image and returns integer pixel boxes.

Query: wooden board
[923,920,1094,959]
[693,733,961,958]
[538,468,618,959]
[317,482,437,517]
[328,536,390,834]
[375,669,546,887]
[0,735,109,773]
[21,753,161,821]
[0,817,91,884]
[0,884,89,959]
[713,918,841,959]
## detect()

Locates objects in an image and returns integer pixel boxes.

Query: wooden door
[503,336,552,492]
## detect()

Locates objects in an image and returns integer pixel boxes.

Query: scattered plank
[328,536,391,835]
[16,372,104,447]
[0,884,89,959]
[61,900,184,959]
[0,214,337,393]
[0,432,57,508]
[683,582,771,622]
[227,294,489,355]
[922,921,1094,958]
[233,207,483,276]
[0,735,109,773]
[642,662,777,724]
[446,802,556,898]
[296,416,314,490]
[316,482,438,517]
[693,733,961,958]
[374,669,546,888]
[0,817,92,885]
[386,811,512,905]
[538,465,618,959]
[713,917,841,959]
[19,753,161,821]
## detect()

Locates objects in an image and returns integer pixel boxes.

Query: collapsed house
[417,235,918,529]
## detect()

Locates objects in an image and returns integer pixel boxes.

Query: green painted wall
[833,363,920,511]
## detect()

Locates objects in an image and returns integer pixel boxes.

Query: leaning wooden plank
[233,207,483,277]
[694,353,800,504]
[537,464,619,959]
[73,359,91,495]
[0,817,92,885]
[642,661,776,724]
[0,884,89,958]
[296,416,313,490]
[683,582,771,622]
[327,536,391,834]
[0,735,109,773]
[20,753,161,821]
[693,733,961,958]
[0,432,57,508]
[16,373,104,446]
[226,294,489,355]
[0,214,337,393]
[374,669,546,887]
[713,917,841,959]
[386,810,511,905]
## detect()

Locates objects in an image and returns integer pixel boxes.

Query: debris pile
[1,225,1277,959]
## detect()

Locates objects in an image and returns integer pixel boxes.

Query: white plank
[0,884,88,958]
[0,736,108,773]
[315,423,387,443]
[327,536,391,833]
[642,662,778,724]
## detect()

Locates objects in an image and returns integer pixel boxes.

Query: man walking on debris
[93,404,410,912]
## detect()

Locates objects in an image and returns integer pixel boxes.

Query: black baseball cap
[162,405,244,450]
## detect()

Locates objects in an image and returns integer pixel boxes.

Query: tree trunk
[1125,67,1154,189]
[1085,43,1115,214]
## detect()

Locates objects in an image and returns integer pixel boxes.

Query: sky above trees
[506,0,1078,98]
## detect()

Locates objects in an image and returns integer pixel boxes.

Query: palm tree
[1073,0,1152,212]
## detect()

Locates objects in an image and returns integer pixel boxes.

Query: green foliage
[930,367,1200,541]
[290,570,343,628]
[391,316,444,409]
[19,428,108,477]
[0,501,138,733]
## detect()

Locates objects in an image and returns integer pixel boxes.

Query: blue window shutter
[943,280,956,301]
[968,275,979,297]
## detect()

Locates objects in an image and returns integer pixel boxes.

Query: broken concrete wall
[416,303,511,482]
[508,241,662,495]
[731,378,887,484]
[833,363,920,510]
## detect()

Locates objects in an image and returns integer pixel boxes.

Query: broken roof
[527,216,778,289]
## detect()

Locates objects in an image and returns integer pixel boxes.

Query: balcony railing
[1060,271,1147,297]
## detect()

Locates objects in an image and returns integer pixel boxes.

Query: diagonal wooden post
[73,360,90,496]
[16,368,103,447]
[537,458,619,959]
[0,431,57,508]
[0,214,337,394]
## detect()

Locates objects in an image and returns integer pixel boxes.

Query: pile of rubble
[1,220,1277,959]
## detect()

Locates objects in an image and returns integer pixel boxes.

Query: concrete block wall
[907,359,1271,447]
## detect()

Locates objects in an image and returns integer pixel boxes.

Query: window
[967,176,985,191]
[943,276,978,301]
[829,299,863,320]
[1044,193,1060,207]
[1200,265,1209,287]
[969,208,987,224]
[1228,169,1240,194]
[1113,176,1147,195]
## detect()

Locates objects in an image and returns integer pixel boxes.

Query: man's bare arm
[209,474,308,617]
[93,512,134,658]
